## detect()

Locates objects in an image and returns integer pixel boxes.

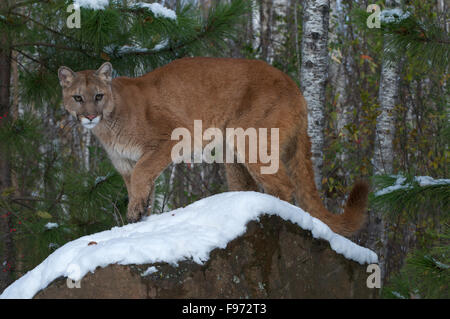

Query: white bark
[371,0,403,283]
[259,0,273,61]
[373,21,402,173]
[82,128,92,171]
[258,0,289,63]
[437,0,449,32]
[71,122,83,165]
[271,0,288,62]
[300,0,330,190]
[292,0,300,76]
[251,0,261,51]
[373,58,401,174]
[329,0,352,137]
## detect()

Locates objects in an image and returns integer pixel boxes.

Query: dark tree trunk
[0,0,15,293]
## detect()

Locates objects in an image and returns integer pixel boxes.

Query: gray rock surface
[36,215,378,298]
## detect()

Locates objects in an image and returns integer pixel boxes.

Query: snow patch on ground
[0,192,377,299]
[44,222,59,230]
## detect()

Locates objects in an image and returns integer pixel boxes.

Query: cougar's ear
[95,62,113,83]
[58,66,76,88]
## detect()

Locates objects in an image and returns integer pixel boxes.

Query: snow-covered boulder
[1,192,378,299]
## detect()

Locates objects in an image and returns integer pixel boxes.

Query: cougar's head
[58,63,114,130]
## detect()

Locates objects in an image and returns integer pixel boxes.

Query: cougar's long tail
[284,131,369,237]
[300,181,369,237]
[330,181,369,236]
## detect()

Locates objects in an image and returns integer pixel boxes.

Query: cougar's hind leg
[225,163,259,191]
[223,126,294,201]
[243,162,294,203]
[282,126,328,217]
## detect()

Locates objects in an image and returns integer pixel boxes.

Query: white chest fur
[109,142,142,162]
[103,141,142,176]
[93,120,143,176]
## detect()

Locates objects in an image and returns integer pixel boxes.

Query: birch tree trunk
[329,0,352,138]
[291,0,301,77]
[373,0,403,175]
[82,128,92,171]
[372,63,401,174]
[71,122,83,169]
[370,0,403,282]
[300,0,330,190]
[258,0,289,63]
[326,0,353,211]
[271,0,288,63]
[259,0,273,61]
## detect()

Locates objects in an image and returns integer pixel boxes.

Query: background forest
[0,0,448,298]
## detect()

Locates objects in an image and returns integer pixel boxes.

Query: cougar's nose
[85,114,97,121]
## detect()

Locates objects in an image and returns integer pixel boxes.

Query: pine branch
[14,49,47,68]
[371,174,450,220]
[12,42,93,56]
[8,11,79,43]
[352,7,449,71]
[7,0,48,12]
[383,226,450,299]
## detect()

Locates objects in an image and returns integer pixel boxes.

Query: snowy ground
[0,191,378,299]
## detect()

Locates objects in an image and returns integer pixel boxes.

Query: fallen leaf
[37,211,53,219]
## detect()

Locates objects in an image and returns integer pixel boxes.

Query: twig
[14,48,51,70]
[12,42,93,56]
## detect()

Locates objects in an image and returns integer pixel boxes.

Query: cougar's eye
[73,95,83,103]
[95,94,104,101]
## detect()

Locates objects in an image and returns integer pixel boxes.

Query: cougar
[58,57,368,237]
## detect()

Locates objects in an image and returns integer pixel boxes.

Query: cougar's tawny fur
[58,57,368,237]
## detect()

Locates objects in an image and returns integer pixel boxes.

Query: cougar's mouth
[80,115,101,129]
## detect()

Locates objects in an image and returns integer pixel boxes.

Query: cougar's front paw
[127,198,148,223]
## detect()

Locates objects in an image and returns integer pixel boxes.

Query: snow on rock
[140,266,158,277]
[0,192,377,299]
[375,175,450,196]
